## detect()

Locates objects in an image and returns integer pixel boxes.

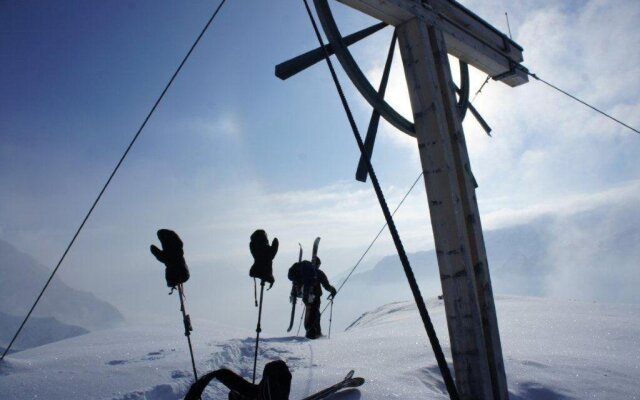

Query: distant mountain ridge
[342,198,640,304]
[349,221,551,297]
[0,239,124,335]
[0,311,88,354]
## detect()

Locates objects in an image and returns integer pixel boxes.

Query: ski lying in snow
[300,370,365,400]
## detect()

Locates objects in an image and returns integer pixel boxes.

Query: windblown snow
[0,296,638,399]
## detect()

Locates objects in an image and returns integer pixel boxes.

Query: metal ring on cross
[313,0,470,137]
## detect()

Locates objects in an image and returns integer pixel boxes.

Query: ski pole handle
[183,314,193,336]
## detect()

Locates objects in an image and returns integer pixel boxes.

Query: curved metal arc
[355,30,398,182]
[313,0,475,139]
[313,0,416,136]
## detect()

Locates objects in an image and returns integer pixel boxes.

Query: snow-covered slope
[0,296,638,399]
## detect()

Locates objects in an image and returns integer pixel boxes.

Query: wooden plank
[335,0,416,25]
[337,0,528,86]
[396,17,494,399]
[427,20,509,400]
[425,0,523,62]
[441,19,527,87]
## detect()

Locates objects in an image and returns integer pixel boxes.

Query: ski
[312,237,321,261]
[287,243,304,332]
[300,370,365,400]
[287,287,297,332]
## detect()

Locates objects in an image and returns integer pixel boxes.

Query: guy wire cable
[524,69,640,135]
[321,170,424,315]
[1,0,229,361]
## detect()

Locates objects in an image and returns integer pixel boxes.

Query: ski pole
[252,280,266,384]
[253,278,258,307]
[297,306,306,336]
[178,284,199,381]
[328,297,334,339]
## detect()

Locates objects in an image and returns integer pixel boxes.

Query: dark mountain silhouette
[0,239,124,337]
[0,311,88,354]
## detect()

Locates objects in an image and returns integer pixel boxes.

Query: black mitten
[249,229,278,287]
[150,229,190,289]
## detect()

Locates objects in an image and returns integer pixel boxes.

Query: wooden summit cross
[335,1,527,399]
[278,1,529,399]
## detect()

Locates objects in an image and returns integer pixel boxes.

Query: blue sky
[0,0,367,188]
[1,0,639,327]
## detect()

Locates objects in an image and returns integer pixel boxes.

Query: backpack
[288,260,317,305]
[249,229,279,287]
[150,229,190,289]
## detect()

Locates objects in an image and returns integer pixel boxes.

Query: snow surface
[0,296,638,399]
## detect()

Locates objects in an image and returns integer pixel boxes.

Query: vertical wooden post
[426,21,509,400]
[397,17,501,400]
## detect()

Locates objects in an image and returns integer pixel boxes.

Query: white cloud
[481,178,640,230]
[190,111,244,141]
[543,195,640,304]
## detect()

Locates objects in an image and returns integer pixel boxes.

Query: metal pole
[252,280,266,384]
[178,284,199,382]
[297,306,306,336]
[328,298,334,339]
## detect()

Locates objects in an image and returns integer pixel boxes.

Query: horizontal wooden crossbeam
[338,0,528,86]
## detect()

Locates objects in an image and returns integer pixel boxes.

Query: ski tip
[344,370,354,380]
[348,377,365,387]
